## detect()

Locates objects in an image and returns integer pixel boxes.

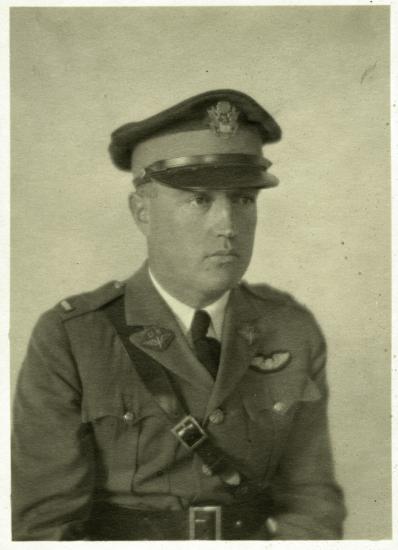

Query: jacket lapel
[204,284,275,418]
[124,265,214,392]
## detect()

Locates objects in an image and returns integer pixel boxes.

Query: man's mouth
[207,250,239,258]
[209,248,238,257]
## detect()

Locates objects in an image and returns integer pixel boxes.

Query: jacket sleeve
[12,309,96,540]
[266,321,346,540]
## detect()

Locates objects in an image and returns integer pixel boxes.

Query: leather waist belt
[88,499,273,540]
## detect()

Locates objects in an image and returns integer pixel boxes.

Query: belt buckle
[189,505,222,540]
[171,415,207,450]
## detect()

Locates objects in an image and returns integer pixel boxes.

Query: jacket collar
[124,263,214,391]
[203,283,270,417]
[123,263,276,417]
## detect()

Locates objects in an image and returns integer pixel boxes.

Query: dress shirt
[149,269,230,342]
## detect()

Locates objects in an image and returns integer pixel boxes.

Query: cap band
[134,154,271,185]
[131,127,263,175]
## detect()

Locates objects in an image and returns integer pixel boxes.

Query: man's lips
[207,250,239,258]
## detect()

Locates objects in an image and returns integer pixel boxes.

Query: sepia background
[10,6,390,540]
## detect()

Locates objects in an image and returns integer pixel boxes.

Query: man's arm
[12,309,96,540]
[267,328,346,539]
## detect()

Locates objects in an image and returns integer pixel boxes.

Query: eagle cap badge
[208,101,239,138]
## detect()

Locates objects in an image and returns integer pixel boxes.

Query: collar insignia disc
[237,324,258,346]
[134,326,175,351]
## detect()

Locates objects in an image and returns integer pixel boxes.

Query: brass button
[201,464,213,476]
[235,520,243,528]
[273,401,287,414]
[209,408,224,425]
[123,411,135,422]
[222,470,241,486]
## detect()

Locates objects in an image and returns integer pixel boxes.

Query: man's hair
[134,180,159,198]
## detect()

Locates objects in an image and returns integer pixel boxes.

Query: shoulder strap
[103,296,187,421]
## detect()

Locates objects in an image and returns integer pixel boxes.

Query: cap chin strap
[133,153,271,185]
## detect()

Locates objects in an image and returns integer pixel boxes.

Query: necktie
[191,310,221,379]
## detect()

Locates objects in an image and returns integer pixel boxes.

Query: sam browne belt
[101,296,274,540]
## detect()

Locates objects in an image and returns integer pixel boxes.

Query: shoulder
[239,280,306,311]
[239,280,326,351]
[32,280,125,341]
[53,280,125,321]
[19,280,127,386]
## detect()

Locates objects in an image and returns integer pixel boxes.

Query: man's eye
[189,194,211,206]
[234,195,256,205]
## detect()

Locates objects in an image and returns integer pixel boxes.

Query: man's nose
[211,197,237,238]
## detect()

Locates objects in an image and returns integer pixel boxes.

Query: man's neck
[148,265,228,309]
[148,268,230,340]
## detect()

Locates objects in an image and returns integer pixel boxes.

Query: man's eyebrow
[179,188,211,196]
[228,189,260,196]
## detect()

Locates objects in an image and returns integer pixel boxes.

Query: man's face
[131,182,259,306]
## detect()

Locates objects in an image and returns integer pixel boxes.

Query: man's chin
[199,268,244,295]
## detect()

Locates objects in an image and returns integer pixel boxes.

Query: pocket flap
[82,403,125,423]
[243,376,321,419]
[81,392,166,424]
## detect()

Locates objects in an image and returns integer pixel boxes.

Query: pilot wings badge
[208,101,239,138]
[250,351,291,374]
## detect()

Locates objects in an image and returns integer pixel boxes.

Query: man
[12,89,346,540]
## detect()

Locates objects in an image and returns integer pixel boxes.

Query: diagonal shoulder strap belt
[102,296,244,488]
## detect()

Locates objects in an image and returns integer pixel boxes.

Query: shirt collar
[148,269,230,340]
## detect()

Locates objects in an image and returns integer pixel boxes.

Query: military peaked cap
[109,89,282,189]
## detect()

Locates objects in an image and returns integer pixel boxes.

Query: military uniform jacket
[12,264,346,540]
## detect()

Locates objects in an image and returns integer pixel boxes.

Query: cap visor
[149,166,278,189]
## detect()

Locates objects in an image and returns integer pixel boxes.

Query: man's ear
[128,191,150,236]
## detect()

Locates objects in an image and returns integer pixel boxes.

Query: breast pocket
[241,373,321,478]
[244,374,321,418]
[82,394,166,494]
